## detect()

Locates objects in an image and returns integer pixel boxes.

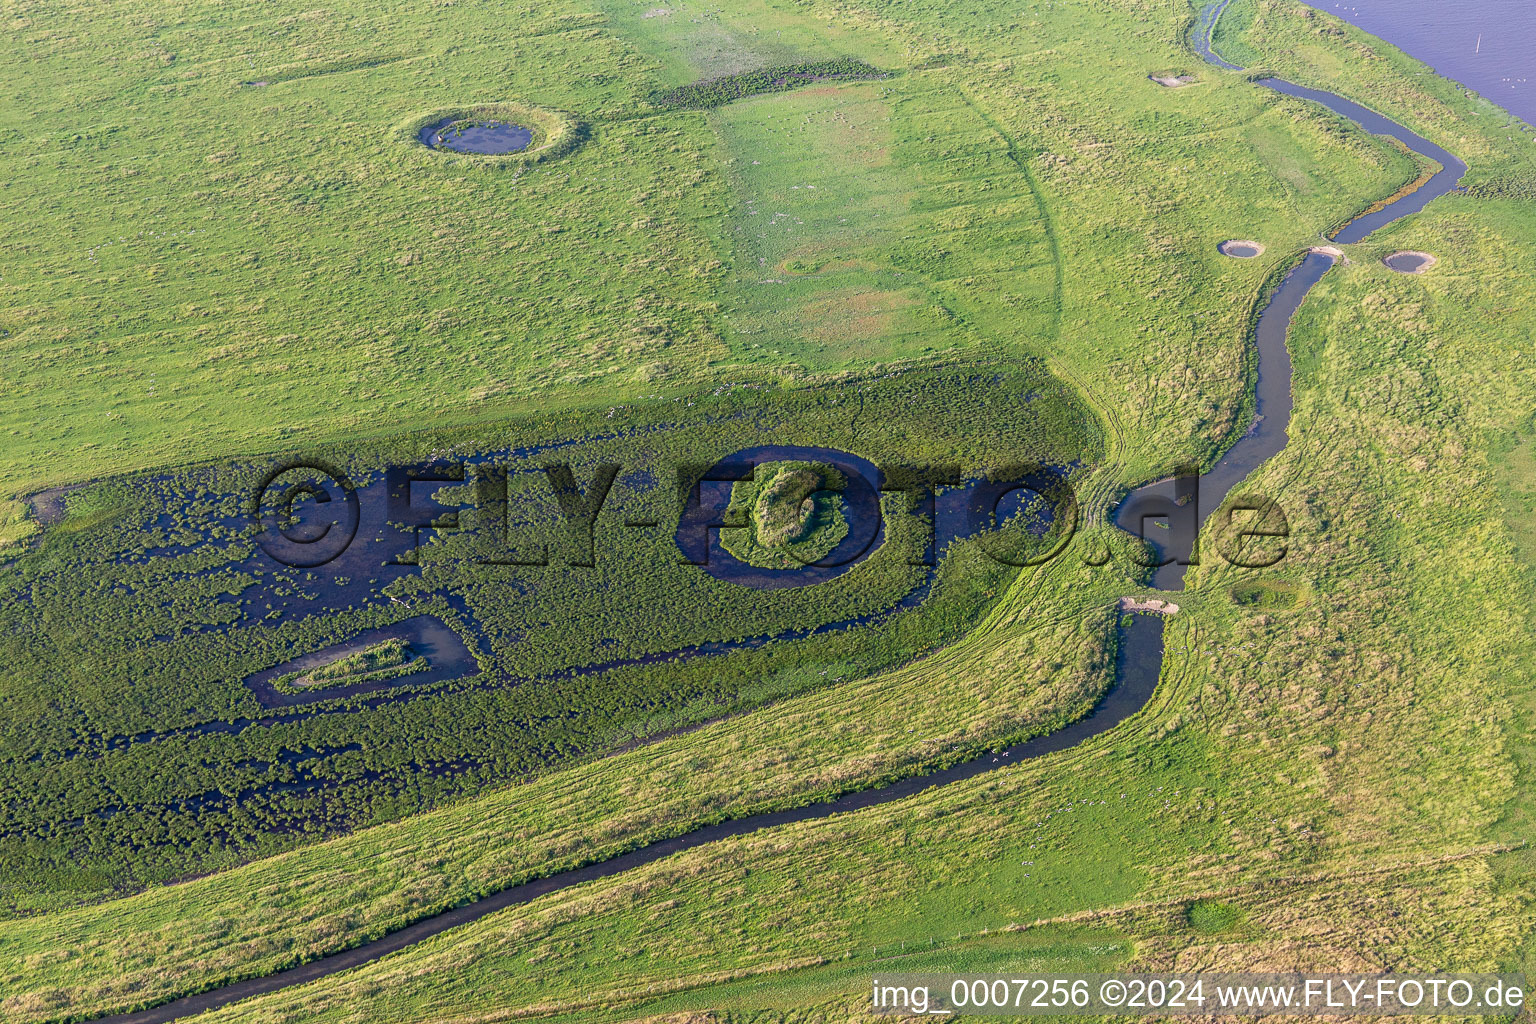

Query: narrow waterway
[1115,19,1466,591]
[92,613,1165,1024]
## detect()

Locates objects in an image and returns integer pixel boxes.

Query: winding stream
[1115,36,1466,590]
[85,14,1466,1022]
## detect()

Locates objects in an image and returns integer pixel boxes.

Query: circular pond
[419,118,533,154]
[1218,239,1265,258]
[1383,250,1437,274]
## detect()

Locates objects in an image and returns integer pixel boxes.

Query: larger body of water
[1301,0,1536,129]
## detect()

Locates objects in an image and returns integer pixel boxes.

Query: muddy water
[1384,250,1435,273]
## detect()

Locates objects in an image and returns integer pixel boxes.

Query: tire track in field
[949,84,1132,526]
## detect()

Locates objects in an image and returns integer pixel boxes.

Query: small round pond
[1218,239,1265,258]
[419,118,533,155]
[1383,250,1437,274]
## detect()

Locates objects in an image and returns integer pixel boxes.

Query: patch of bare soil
[1383,250,1437,274]
[1218,239,1265,258]
[1120,596,1181,615]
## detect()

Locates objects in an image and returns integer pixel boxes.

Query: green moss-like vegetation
[305,638,420,683]
[272,648,429,695]
[1208,0,1263,67]
[720,460,850,568]
[1228,579,1299,609]
[0,361,1099,896]
[1185,898,1245,934]
[652,58,886,109]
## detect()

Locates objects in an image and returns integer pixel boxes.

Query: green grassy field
[3,0,1536,1019]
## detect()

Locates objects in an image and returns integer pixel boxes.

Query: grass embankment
[1209,0,1263,67]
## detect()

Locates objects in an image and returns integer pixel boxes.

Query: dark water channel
[90,614,1166,1024]
[1115,23,1466,591]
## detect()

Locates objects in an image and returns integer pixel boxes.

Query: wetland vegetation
[300,638,423,685]
[0,363,1099,899]
[652,57,886,109]
[720,459,850,568]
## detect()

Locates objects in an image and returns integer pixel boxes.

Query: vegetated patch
[721,460,849,569]
[398,102,580,166]
[1207,0,1262,67]
[780,253,879,277]
[298,637,424,687]
[652,58,887,110]
[1185,898,1244,934]
[803,288,923,348]
[25,483,122,551]
[236,55,408,88]
[1383,250,1437,274]
[1229,579,1299,610]
[910,53,965,71]
[1468,174,1536,202]
[0,361,1103,893]
[1492,425,1536,574]
[248,616,478,702]
[1149,73,1198,88]
[1218,238,1265,258]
